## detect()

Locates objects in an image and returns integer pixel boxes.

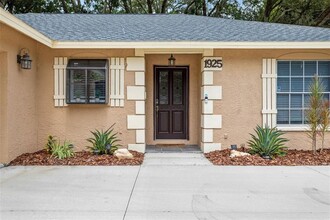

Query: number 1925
[204,59,223,69]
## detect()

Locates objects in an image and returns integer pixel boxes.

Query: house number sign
[202,57,223,71]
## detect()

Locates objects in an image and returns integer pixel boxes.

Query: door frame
[153,65,190,140]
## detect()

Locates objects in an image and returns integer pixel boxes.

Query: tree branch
[184,1,195,14]
[161,0,168,13]
[122,0,131,13]
[146,0,153,13]
[61,0,69,13]
[315,6,330,26]
[291,0,312,24]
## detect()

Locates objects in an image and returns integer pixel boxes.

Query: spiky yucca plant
[248,125,288,159]
[306,76,324,154]
[86,124,121,155]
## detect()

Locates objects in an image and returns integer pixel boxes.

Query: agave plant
[248,125,288,159]
[86,124,121,155]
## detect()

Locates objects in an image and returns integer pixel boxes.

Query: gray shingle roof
[15,13,330,42]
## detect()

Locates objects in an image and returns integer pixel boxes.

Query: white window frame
[66,59,109,104]
[275,60,330,131]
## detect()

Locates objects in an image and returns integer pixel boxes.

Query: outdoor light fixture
[17,48,32,69]
[168,54,176,66]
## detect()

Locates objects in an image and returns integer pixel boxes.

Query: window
[277,61,330,125]
[66,59,108,104]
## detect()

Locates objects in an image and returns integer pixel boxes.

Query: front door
[154,66,189,139]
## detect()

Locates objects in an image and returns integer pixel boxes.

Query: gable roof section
[0,8,52,47]
[15,13,330,42]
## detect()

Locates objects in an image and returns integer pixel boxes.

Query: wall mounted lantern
[168,54,176,66]
[17,48,32,69]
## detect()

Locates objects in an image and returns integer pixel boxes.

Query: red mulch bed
[9,150,144,166]
[205,148,330,166]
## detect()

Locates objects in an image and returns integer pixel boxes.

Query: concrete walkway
[0,153,329,220]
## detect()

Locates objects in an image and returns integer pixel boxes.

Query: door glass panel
[159,71,169,105]
[173,71,183,105]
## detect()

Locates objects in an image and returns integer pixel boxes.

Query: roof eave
[0,8,52,47]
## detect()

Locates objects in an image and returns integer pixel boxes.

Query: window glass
[320,77,330,92]
[304,94,310,108]
[290,110,302,124]
[70,69,86,103]
[67,59,107,68]
[304,77,313,92]
[318,61,330,76]
[291,78,303,92]
[277,110,289,124]
[159,71,169,105]
[291,61,303,76]
[277,78,289,92]
[173,71,183,105]
[276,60,330,125]
[305,61,317,76]
[67,59,108,104]
[290,94,302,108]
[277,61,290,76]
[87,70,106,103]
[277,94,289,108]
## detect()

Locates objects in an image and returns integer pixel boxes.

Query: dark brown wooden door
[154,67,188,139]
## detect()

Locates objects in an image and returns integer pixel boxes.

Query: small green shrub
[86,124,121,155]
[248,125,288,159]
[45,135,57,153]
[45,135,75,159]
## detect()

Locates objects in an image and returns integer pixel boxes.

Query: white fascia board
[0,8,52,47]
[52,41,330,49]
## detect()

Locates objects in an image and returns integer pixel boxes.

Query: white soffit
[52,41,330,49]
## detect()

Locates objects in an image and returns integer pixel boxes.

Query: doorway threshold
[146,145,201,153]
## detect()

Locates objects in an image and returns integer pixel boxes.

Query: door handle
[156,105,159,112]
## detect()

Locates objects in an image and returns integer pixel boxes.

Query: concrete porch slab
[143,153,212,166]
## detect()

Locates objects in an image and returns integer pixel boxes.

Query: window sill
[277,125,310,132]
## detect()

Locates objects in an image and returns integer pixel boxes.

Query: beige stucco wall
[0,23,38,163]
[213,49,330,150]
[1,22,330,163]
[0,51,8,163]
[145,54,202,146]
[36,46,136,152]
